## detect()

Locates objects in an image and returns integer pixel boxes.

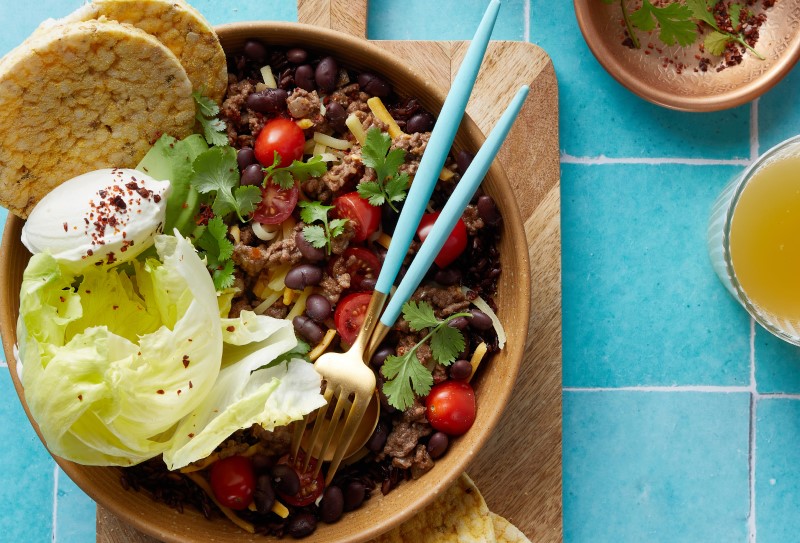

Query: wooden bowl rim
[0,20,531,543]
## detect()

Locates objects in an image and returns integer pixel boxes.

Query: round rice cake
[490,512,532,543]
[0,20,194,218]
[49,0,227,104]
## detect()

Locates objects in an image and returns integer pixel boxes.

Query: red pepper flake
[156,389,165,395]
[182,355,190,368]
[153,194,161,203]
[188,433,195,439]
[177,390,182,395]
[63,222,68,232]
[59,296,65,302]
[112,305,119,310]
[226,326,235,332]
[77,394,83,401]
[189,381,193,389]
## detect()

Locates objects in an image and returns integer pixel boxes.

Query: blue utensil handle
[379,85,530,327]
[373,0,501,295]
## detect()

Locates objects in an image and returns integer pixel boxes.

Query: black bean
[468,308,493,331]
[292,316,325,344]
[477,195,501,226]
[456,150,474,176]
[305,294,332,322]
[406,112,434,133]
[357,72,392,98]
[427,432,449,459]
[315,56,338,93]
[370,345,394,369]
[243,39,268,64]
[448,316,469,330]
[367,419,389,452]
[294,64,316,92]
[254,474,275,514]
[251,453,274,473]
[343,481,366,511]
[320,486,344,523]
[360,277,377,290]
[288,512,317,538]
[295,230,326,261]
[246,88,289,114]
[325,101,347,132]
[286,48,308,64]
[434,267,461,286]
[271,464,301,496]
[376,376,396,414]
[285,264,323,290]
[240,163,265,186]
[449,359,473,381]
[237,147,257,171]
[381,201,402,235]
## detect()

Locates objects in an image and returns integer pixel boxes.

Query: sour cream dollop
[21,168,171,272]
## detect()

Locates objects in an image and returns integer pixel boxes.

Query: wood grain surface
[98,1,562,541]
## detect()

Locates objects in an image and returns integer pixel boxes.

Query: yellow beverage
[730,155,800,320]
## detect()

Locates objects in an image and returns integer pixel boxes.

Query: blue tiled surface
[2,1,800,543]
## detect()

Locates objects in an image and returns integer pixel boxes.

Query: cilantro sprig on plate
[381,301,470,411]
[357,127,408,212]
[299,201,349,255]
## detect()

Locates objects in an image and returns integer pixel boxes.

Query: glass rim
[722,134,800,345]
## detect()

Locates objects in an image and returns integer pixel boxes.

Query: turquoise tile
[562,163,751,387]
[759,66,800,153]
[755,398,800,543]
[55,468,96,543]
[188,0,297,25]
[368,0,524,41]
[0,371,54,541]
[755,326,800,394]
[529,1,750,160]
[564,391,750,543]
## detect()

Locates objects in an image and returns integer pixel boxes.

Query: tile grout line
[560,153,751,166]
[51,464,59,543]
[749,317,757,543]
[522,0,530,42]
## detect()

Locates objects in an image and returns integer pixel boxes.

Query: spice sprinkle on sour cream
[21,168,171,271]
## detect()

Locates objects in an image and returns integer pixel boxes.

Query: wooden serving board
[98,1,562,541]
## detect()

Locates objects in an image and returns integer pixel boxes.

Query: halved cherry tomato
[333,192,381,242]
[334,291,372,345]
[209,455,255,510]
[425,380,476,436]
[276,453,325,507]
[254,118,305,168]
[252,182,299,225]
[416,212,468,268]
[339,246,381,291]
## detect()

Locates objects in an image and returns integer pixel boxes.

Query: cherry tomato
[339,246,381,291]
[333,192,381,242]
[252,182,299,224]
[276,453,325,507]
[334,291,372,345]
[209,455,255,510]
[425,380,476,436]
[254,118,305,168]
[415,212,468,268]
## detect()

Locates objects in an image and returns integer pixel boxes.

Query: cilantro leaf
[629,0,657,31]
[192,92,227,147]
[729,3,742,29]
[430,325,465,365]
[260,339,312,370]
[403,301,440,331]
[705,31,731,56]
[191,146,258,221]
[359,127,408,212]
[194,216,235,290]
[264,154,329,190]
[634,0,697,46]
[686,0,718,28]
[298,201,347,254]
[382,354,434,411]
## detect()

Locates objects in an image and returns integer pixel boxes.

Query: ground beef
[286,88,321,119]
[229,297,253,318]
[382,421,431,459]
[329,83,370,110]
[353,109,387,133]
[461,204,485,235]
[411,284,470,318]
[330,221,355,255]
[262,300,289,319]
[318,257,351,304]
[248,111,267,140]
[251,424,292,457]
[232,234,303,277]
[432,363,448,384]
[216,439,250,460]
[302,176,333,203]
[392,131,429,157]
[237,225,256,246]
[410,445,435,479]
[402,398,428,424]
[321,152,363,193]
[263,234,303,267]
[221,76,259,148]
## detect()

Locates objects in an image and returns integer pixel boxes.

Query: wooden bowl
[574,0,800,111]
[0,21,530,543]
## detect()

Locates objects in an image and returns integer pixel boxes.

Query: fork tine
[325,392,370,485]
[311,390,350,478]
[301,385,336,470]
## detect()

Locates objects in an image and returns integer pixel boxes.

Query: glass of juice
[708,135,800,344]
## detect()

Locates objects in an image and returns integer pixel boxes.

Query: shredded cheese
[468,342,488,382]
[229,223,241,245]
[179,452,219,473]
[252,221,279,241]
[367,96,404,138]
[260,65,277,88]
[282,217,297,240]
[309,328,337,361]
[439,166,456,181]
[283,287,299,306]
[271,500,290,518]
[461,287,506,349]
[313,131,352,150]
[185,472,256,533]
[376,232,392,250]
[346,114,367,145]
[312,142,327,156]
[286,286,313,321]
[318,152,340,163]
[296,118,314,130]
[268,263,292,291]
[254,289,283,314]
